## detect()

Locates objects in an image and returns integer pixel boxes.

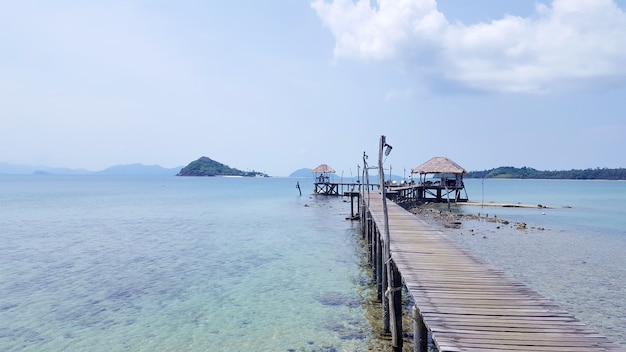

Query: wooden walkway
[361,192,624,352]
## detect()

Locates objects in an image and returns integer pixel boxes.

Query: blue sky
[1,0,625,176]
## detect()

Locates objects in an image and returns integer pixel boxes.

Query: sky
[1,0,626,176]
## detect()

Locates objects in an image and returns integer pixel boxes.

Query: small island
[176,156,268,177]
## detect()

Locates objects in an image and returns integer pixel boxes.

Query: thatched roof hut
[312,164,336,174]
[411,157,469,202]
[411,157,467,175]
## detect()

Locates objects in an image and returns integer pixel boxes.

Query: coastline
[462,201,559,209]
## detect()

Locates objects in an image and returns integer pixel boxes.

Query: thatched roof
[312,164,336,174]
[411,157,467,175]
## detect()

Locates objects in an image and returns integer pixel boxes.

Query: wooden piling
[413,305,428,352]
[382,249,390,334]
[366,217,371,256]
[390,261,403,349]
[375,226,383,301]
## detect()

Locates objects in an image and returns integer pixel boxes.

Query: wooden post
[376,226,383,301]
[378,135,395,335]
[367,216,373,264]
[382,246,390,333]
[350,193,355,218]
[359,196,364,232]
[413,305,428,352]
[391,261,403,349]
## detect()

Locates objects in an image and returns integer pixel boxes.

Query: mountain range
[0,162,182,176]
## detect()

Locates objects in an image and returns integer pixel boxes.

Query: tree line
[465,166,626,180]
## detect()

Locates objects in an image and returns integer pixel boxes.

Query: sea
[0,175,624,351]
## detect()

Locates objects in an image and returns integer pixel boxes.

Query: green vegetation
[176,156,267,177]
[466,166,626,180]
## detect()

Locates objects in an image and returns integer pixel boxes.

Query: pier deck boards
[363,193,624,352]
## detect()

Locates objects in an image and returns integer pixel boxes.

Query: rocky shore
[403,202,546,233]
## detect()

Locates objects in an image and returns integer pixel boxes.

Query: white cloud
[311,0,447,61]
[312,0,626,93]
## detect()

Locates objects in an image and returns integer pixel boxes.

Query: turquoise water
[0,176,372,351]
[442,178,626,346]
[2,176,624,350]
[465,178,626,237]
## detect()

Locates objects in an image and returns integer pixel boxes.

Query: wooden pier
[360,191,624,352]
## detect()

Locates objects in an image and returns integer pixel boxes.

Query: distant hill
[177,156,268,177]
[0,162,91,175]
[289,168,314,177]
[0,161,181,175]
[95,163,181,176]
[466,166,626,180]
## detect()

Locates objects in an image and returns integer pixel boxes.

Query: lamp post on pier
[378,135,402,350]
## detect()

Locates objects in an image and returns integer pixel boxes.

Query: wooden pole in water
[350,193,355,218]
[392,262,403,349]
[413,306,428,352]
[375,225,383,301]
[367,216,373,264]
[357,192,360,218]
[381,233,389,333]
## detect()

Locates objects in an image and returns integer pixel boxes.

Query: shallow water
[422,178,626,347]
[2,176,623,350]
[0,175,375,351]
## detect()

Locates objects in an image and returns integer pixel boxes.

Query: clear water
[437,178,626,347]
[465,178,626,238]
[2,176,624,350]
[0,175,373,351]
